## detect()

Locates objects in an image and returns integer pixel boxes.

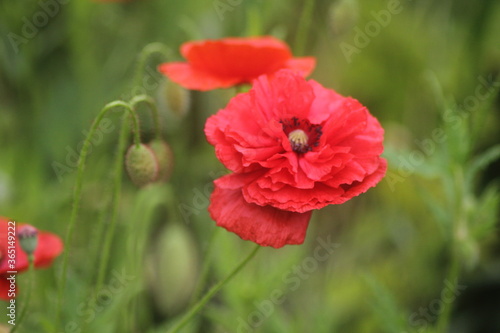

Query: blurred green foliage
[0,0,499,332]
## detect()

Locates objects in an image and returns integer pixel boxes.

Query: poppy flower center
[280,117,322,154]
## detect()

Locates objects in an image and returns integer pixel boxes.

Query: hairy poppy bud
[163,79,190,117]
[125,144,159,187]
[148,139,174,182]
[18,225,39,256]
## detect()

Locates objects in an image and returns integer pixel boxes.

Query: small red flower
[158,36,316,91]
[0,217,63,300]
[205,70,387,248]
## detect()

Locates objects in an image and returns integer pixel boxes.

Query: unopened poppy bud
[18,225,39,256]
[125,144,159,187]
[146,223,199,315]
[148,139,174,182]
[163,79,190,117]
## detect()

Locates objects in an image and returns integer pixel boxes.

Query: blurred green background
[1,0,499,332]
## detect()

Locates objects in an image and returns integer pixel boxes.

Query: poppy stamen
[280,117,322,154]
[288,129,310,154]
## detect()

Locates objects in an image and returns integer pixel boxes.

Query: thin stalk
[132,43,171,91]
[166,245,261,333]
[57,101,140,323]
[95,113,131,293]
[130,94,162,140]
[435,249,460,333]
[436,166,465,332]
[189,228,220,305]
[11,258,34,333]
[294,0,316,56]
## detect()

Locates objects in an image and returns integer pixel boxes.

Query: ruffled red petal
[204,72,317,172]
[208,184,312,248]
[242,180,345,213]
[340,158,387,198]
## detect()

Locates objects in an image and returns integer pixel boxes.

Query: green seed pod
[125,144,159,187]
[18,225,39,256]
[164,79,190,118]
[148,139,174,182]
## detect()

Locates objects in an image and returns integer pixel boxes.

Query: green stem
[435,250,460,333]
[95,114,131,293]
[90,201,112,272]
[436,167,465,332]
[11,258,34,333]
[130,94,162,140]
[57,101,140,323]
[166,245,261,333]
[189,228,220,305]
[132,42,171,91]
[294,0,316,56]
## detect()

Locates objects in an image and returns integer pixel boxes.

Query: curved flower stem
[166,244,261,333]
[132,42,171,91]
[294,0,316,56]
[130,94,162,140]
[95,113,132,293]
[57,101,140,322]
[11,258,34,333]
[436,166,465,332]
[435,248,460,333]
[189,228,220,305]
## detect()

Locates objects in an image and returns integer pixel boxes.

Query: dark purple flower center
[280,117,322,154]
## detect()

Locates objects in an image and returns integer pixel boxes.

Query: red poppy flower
[0,217,63,300]
[204,70,387,248]
[158,36,316,91]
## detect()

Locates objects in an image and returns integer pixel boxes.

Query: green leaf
[363,273,408,333]
[466,144,500,185]
[470,182,500,240]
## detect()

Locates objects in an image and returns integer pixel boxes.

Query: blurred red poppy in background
[158,36,316,91]
[205,70,387,248]
[0,217,63,300]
